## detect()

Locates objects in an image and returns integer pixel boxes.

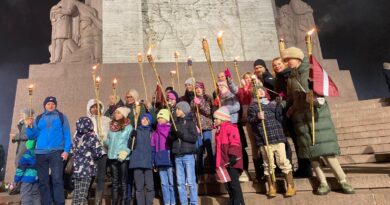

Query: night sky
[0,0,389,154]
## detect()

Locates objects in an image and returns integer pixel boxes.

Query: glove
[131,130,137,138]
[194,97,201,105]
[229,156,237,166]
[224,68,232,79]
[118,150,129,162]
[176,131,184,139]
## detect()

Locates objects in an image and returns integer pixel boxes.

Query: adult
[281,47,354,195]
[253,59,275,96]
[383,62,390,92]
[180,77,196,104]
[26,96,71,205]
[86,99,111,205]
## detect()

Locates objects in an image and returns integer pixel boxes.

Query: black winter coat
[169,114,197,155]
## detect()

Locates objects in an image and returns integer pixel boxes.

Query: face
[272,59,286,74]
[185,84,194,92]
[157,117,168,125]
[217,72,226,82]
[286,58,302,69]
[125,94,135,104]
[45,102,56,112]
[114,111,124,121]
[218,85,228,95]
[243,74,251,85]
[254,65,265,76]
[213,118,222,127]
[141,117,149,126]
[90,104,98,115]
[19,112,28,120]
[195,87,203,96]
[175,108,185,117]
[258,88,266,98]
[168,98,176,107]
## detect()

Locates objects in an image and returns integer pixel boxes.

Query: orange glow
[137,52,143,62]
[92,64,99,70]
[235,56,240,61]
[307,28,316,36]
[174,51,180,58]
[217,30,224,39]
[96,76,101,83]
[170,70,177,75]
[28,84,34,89]
[113,78,118,85]
[147,47,152,55]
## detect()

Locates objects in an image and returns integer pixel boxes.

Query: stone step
[329,98,389,110]
[331,107,390,119]
[340,143,390,155]
[335,122,390,134]
[337,129,390,141]
[338,135,390,148]
[330,99,390,113]
[333,115,390,128]
[338,154,390,164]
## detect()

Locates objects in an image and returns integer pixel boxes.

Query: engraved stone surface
[103,0,279,63]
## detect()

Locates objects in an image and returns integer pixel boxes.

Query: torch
[112,78,118,99]
[174,51,181,93]
[217,30,228,69]
[92,64,99,85]
[187,57,203,136]
[279,38,286,58]
[306,28,316,145]
[138,52,148,101]
[202,37,221,107]
[251,75,275,183]
[233,56,241,87]
[170,70,176,90]
[94,76,103,138]
[147,48,177,131]
[131,101,142,150]
[28,84,34,127]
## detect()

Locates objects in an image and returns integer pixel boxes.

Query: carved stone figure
[276,0,323,59]
[49,0,102,63]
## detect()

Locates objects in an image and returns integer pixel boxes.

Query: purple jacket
[151,123,172,167]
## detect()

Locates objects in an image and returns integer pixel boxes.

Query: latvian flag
[309,55,339,97]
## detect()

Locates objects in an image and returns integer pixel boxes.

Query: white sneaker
[239,171,250,182]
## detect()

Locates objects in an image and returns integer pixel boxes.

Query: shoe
[239,171,250,182]
[285,172,296,197]
[340,182,355,194]
[315,183,330,195]
[266,175,276,198]
[9,183,21,195]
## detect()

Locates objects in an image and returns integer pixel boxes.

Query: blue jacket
[129,126,153,169]
[26,110,71,154]
[105,124,132,160]
[14,150,38,183]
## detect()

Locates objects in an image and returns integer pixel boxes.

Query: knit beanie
[195,82,205,91]
[253,59,267,68]
[282,47,304,61]
[115,107,131,118]
[157,109,170,122]
[176,101,191,115]
[213,106,231,122]
[167,91,177,101]
[141,113,153,126]
[43,96,57,107]
[185,77,195,85]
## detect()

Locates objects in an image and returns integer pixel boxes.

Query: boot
[315,182,330,195]
[239,170,250,182]
[266,175,276,198]
[95,191,103,205]
[253,158,264,182]
[285,172,296,197]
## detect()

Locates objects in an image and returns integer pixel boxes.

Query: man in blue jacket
[26,96,71,205]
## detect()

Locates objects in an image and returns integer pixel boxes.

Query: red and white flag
[309,55,339,97]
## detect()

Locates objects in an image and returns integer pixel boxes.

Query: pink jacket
[215,122,243,171]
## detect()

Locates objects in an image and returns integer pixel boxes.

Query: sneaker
[239,171,250,182]
[315,183,330,195]
[340,182,355,194]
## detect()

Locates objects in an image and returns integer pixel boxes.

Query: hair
[242,71,252,79]
[111,111,129,130]
[125,89,139,102]
[270,57,284,77]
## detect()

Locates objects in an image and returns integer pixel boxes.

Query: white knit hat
[115,107,131,118]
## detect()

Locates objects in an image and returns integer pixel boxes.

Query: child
[191,81,215,181]
[14,140,40,205]
[129,113,155,205]
[169,102,198,205]
[72,117,105,205]
[213,106,245,205]
[105,107,133,205]
[248,85,295,197]
[151,109,176,205]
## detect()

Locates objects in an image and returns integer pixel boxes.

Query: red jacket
[215,122,243,171]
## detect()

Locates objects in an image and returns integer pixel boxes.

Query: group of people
[11,46,355,205]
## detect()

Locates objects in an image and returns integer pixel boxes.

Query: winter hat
[20,108,34,116]
[43,96,57,107]
[176,101,191,115]
[213,106,231,122]
[167,92,177,101]
[185,77,195,85]
[157,109,170,122]
[195,82,205,90]
[115,107,131,118]
[254,59,267,69]
[76,117,94,134]
[126,89,140,102]
[282,47,304,61]
[142,113,153,125]
[25,140,35,150]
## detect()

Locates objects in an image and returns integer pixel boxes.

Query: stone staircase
[2,98,390,204]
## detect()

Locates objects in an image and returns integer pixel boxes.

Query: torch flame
[96,76,101,83]
[251,75,257,80]
[279,38,284,42]
[28,84,34,89]
[92,64,99,70]
[235,56,240,61]
[174,51,180,58]
[217,30,224,39]
[170,70,177,75]
[147,47,152,55]
[113,78,118,85]
[307,28,316,36]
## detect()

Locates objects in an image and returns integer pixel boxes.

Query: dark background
[0,0,389,157]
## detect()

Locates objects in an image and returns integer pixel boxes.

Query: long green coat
[284,57,340,159]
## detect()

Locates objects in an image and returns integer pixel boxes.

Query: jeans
[159,167,176,205]
[36,150,65,205]
[133,169,155,205]
[20,182,40,205]
[175,155,197,205]
[196,130,216,175]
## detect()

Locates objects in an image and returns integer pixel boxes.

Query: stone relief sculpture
[49,0,102,63]
[276,0,323,59]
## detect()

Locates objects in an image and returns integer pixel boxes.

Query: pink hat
[167,92,177,101]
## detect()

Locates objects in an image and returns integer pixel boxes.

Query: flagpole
[306,28,316,146]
